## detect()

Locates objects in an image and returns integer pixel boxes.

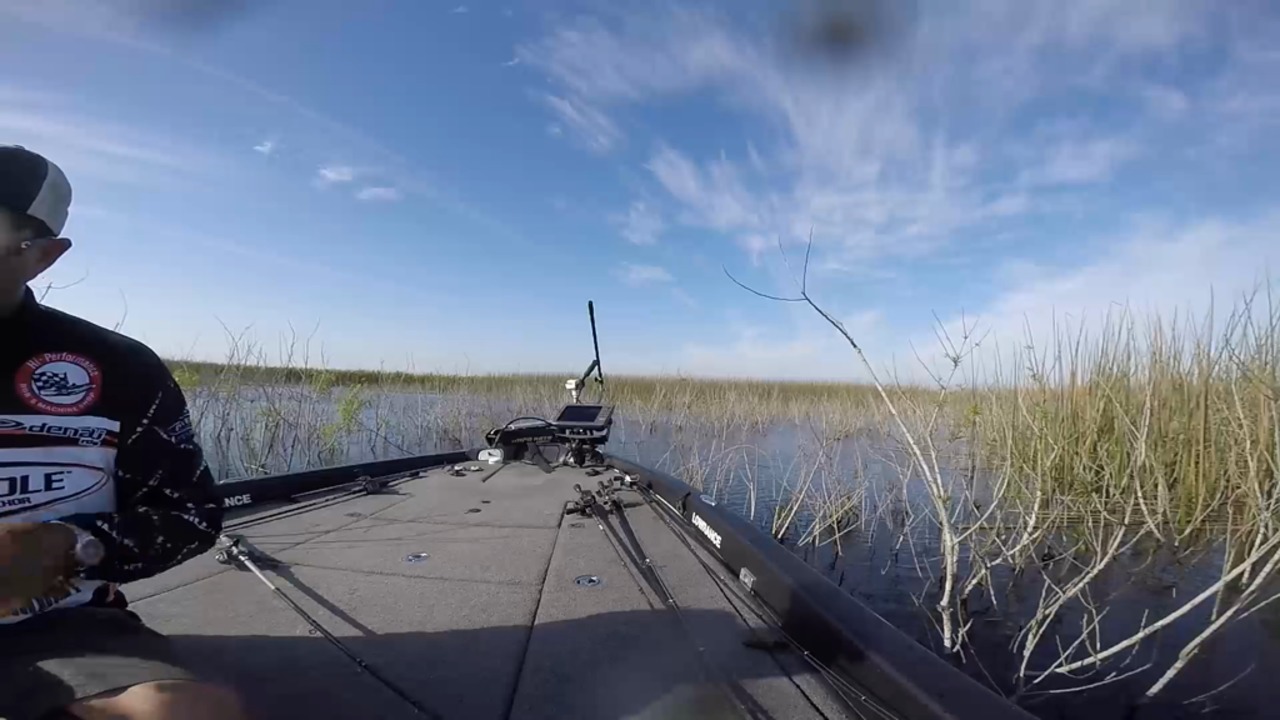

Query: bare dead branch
[722,266,805,302]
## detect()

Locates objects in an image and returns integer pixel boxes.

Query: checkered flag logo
[31,370,94,398]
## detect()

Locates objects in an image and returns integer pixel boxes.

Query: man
[0,146,245,720]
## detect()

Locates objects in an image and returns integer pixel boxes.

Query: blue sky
[1,0,1277,379]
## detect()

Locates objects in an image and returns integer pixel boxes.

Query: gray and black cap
[0,145,72,236]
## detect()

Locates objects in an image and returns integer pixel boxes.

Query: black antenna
[575,301,605,400]
[588,301,604,389]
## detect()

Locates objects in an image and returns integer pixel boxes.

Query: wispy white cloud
[683,333,826,379]
[678,307,887,380]
[519,6,1015,264]
[517,11,746,105]
[0,0,155,51]
[315,164,357,186]
[502,57,521,67]
[613,200,665,246]
[0,84,64,106]
[671,288,699,308]
[919,212,1280,380]
[452,5,468,14]
[355,186,402,202]
[518,1,1234,274]
[617,262,674,287]
[984,193,1031,217]
[738,235,773,266]
[1140,83,1191,119]
[253,139,276,155]
[540,94,621,153]
[0,101,222,187]
[1026,0,1205,52]
[2,0,417,174]
[514,2,1280,378]
[1019,137,1138,186]
[647,145,760,233]
[1203,17,1280,149]
[0,0,516,236]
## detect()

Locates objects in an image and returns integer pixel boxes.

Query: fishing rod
[216,535,444,720]
[628,481,903,720]
[225,471,419,531]
[570,481,767,720]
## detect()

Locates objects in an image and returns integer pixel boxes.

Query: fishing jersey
[0,287,222,623]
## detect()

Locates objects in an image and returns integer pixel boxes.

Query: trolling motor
[485,301,614,469]
[566,301,606,403]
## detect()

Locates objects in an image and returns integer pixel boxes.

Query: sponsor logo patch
[0,463,112,518]
[0,417,110,447]
[15,353,102,416]
[164,413,195,444]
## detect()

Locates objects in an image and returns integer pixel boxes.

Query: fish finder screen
[556,405,606,424]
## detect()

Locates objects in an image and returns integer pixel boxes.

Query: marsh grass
[976,299,1279,536]
[849,288,1280,705]
[169,359,889,425]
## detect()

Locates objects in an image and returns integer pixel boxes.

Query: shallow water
[195,387,1280,719]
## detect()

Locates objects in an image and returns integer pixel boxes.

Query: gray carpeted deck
[125,461,853,720]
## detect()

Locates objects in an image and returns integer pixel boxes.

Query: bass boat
[126,304,1034,720]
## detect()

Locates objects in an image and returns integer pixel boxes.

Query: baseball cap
[0,145,72,236]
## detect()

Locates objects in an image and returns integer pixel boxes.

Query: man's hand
[0,522,77,615]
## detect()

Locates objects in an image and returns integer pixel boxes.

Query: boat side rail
[605,453,1034,720]
[211,450,473,511]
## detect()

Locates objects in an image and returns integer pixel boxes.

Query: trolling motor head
[565,377,584,403]
[566,357,601,405]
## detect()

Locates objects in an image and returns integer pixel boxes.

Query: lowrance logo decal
[692,513,722,549]
[224,494,253,508]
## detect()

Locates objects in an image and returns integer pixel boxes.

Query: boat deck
[124,460,855,719]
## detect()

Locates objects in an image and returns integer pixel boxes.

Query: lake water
[192,387,1280,719]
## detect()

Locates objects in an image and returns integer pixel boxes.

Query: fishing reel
[214,534,280,569]
[566,477,626,517]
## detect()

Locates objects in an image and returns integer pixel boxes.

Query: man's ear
[27,236,72,278]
